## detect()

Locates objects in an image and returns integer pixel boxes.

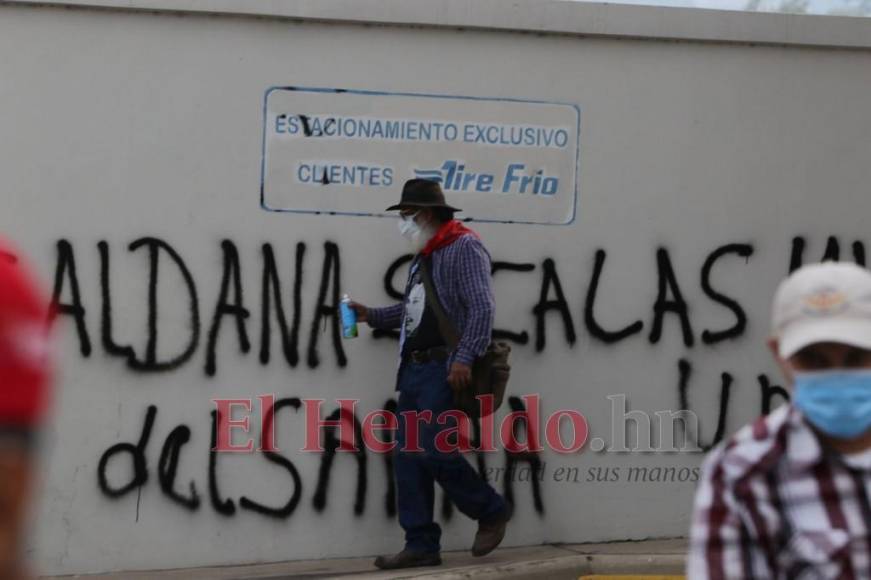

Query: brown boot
[472,511,510,557]
[373,549,442,570]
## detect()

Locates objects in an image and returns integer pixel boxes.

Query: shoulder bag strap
[419,258,461,351]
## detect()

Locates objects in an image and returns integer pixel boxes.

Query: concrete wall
[1,0,870,574]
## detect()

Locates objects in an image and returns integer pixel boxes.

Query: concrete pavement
[44,538,687,579]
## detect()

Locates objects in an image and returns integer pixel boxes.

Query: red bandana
[421,220,480,256]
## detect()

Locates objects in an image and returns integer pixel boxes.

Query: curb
[41,541,688,579]
[375,553,685,580]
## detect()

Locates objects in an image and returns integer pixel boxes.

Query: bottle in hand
[340,293,358,338]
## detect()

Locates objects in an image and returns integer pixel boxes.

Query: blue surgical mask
[793,370,871,439]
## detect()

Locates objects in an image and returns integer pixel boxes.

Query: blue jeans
[395,359,506,554]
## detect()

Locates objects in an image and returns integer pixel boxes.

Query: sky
[568,0,871,16]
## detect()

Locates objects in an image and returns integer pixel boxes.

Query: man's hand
[349,301,369,323]
[447,362,472,391]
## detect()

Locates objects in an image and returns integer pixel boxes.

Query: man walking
[688,262,871,579]
[352,179,509,570]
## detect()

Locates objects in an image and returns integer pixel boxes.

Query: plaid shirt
[367,233,494,369]
[688,404,871,579]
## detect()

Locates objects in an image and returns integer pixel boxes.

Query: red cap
[0,239,52,428]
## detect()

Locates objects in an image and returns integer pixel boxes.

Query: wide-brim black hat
[385,178,462,212]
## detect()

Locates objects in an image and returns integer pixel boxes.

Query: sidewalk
[44,538,687,580]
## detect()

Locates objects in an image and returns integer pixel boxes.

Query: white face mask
[397,211,434,253]
[397,212,421,240]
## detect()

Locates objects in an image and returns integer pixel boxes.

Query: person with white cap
[688,261,871,579]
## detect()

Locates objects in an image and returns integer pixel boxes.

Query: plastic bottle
[340,293,358,338]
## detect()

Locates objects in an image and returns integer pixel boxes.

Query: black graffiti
[158,425,200,510]
[51,240,92,357]
[585,250,643,344]
[49,235,871,371]
[533,258,576,352]
[758,374,790,415]
[306,242,347,368]
[371,243,762,352]
[788,237,805,273]
[259,243,304,367]
[383,255,414,301]
[822,236,841,262]
[97,405,156,497]
[58,238,353,375]
[239,397,304,519]
[649,248,694,348]
[98,403,309,519]
[205,240,251,377]
[100,239,201,370]
[677,359,732,452]
[700,244,754,344]
[311,405,367,515]
[503,397,544,515]
[854,241,867,267]
[298,115,312,137]
[789,236,867,272]
[295,114,337,139]
[209,409,236,516]
[96,400,544,523]
[140,239,199,371]
[139,238,201,371]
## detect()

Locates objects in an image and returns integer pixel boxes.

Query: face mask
[793,369,871,439]
[397,212,421,241]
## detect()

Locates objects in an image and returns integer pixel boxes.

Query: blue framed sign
[261,86,580,225]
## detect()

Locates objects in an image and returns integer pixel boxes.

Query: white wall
[1,1,870,574]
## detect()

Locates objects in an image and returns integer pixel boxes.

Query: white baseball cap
[772,261,871,358]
